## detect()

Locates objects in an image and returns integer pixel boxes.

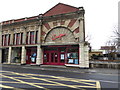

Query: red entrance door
[26,49,31,64]
[43,51,65,65]
[26,48,37,64]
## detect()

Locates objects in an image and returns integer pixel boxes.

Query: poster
[31,57,35,62]
[68,59,73,63]
[61,54,64,59]
[74,59,78,64]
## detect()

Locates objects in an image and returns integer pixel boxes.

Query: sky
[0,0,119,49]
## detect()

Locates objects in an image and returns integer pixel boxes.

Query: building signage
[52,34,66,41]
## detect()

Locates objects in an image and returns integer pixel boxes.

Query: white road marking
[89,79,120,84]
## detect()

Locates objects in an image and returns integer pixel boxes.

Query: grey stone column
[36,21,42,65]
[10,28,15,45]
[22,27,27,44]
[37,21,42,44]
[34,30,36,44]
[8,47,12,64]
[79,18,85,43]
[0,25,2,63]
[23,32,26,44]
[28,32,30,44]
[79,43,85,68]
[36,45,43,65]
[19,33,21,44]
[84,45,89,68]
[14,34,17,45]
[10,32,14,45]
[78,17,89,68]
[21,46,26,64]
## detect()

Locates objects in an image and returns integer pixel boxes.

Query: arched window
[45,27,75,44]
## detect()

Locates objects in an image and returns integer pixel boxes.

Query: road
[0,64,120,90]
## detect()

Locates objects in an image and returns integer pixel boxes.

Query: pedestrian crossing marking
[1,70,101,89]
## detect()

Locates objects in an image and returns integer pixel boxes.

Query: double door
[43,51,65,65]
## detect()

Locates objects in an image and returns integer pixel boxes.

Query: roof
[91,49,103,52]
[1,16,39,25]
[1,3,81,25]
[100,46,116,50]
[43,3,79,17]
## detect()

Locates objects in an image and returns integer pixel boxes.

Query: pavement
[1,64,119,75]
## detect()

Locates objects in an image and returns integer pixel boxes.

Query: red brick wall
[43,3,79,16]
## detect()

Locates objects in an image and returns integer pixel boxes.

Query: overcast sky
[0,0,119,49]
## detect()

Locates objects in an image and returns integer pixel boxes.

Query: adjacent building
[100,46,119,60]
[89,49,103,60]
[0,3,89,68]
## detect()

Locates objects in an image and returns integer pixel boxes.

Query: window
[21,33,23,44]
[35,31,38,44]
[30,31,34,44]
[60,54,65,63]
[44,47,58,51]
[67,47,79,64]
[8,34,10,45]
[26,31,38,44]
[2,35,4,46]
[13,34,15,45]
[26,32,29,44]
[16,33,20,45]
[2,34,10,46]
[13,33,23,45]
[4,35,7,46]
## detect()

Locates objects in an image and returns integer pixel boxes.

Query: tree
[104,27,119,60]
[113,28,120,51]
[105,40,116,60]
[110,27,120,55]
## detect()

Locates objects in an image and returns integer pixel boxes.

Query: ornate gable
[43,3,79,17]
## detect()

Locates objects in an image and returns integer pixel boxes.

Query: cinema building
[0,3,89,68]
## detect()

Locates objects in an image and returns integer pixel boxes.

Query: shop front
[2,48,9,63]
[11,47,21,63]
[42,26,80,66]
[43,45,79,65]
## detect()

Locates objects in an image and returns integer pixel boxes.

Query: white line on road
[89,79,120,84]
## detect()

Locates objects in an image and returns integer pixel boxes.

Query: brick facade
[0,3,89,68]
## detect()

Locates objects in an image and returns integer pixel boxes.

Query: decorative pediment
[43,3,79,17]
